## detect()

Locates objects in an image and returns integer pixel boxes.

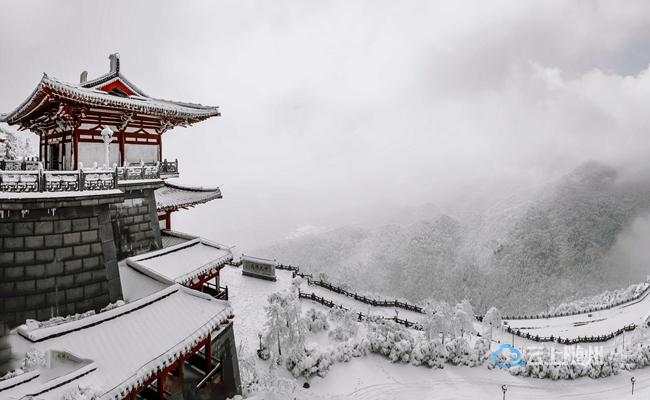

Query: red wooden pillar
[157,374,165,400]
[165,211,171,230]
[119,131,125,166]
[73,129,79,170]
[158,134,163,162]
[43,133,48,169]
[178,361,184,382]
[205,334,212,372]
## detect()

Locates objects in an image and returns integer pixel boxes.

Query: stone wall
[0,193,123,329]
[213,323,242,399]
[110,187,162,260]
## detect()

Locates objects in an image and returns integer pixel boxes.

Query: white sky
[2,0,650,249]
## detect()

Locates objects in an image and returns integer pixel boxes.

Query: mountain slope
[258,161,650,314]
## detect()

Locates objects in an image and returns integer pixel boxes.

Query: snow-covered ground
[220,265,650,399]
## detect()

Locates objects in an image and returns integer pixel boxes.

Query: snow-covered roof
[0,74,220,125]
[126,237,233,285]
[5,284,232,400]
[161,229,197,248]
[155,181,222,212]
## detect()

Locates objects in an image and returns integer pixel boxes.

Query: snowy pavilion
[0,54,240,399]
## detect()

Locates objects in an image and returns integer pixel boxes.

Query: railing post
[38,166,44,192]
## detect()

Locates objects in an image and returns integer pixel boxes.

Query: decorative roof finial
[80,71,88,83]
[109,53,120,74]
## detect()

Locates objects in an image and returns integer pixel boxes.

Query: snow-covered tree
[453,307,476,338]
[483,306,502,339]
[262,287,307,364]
[421,300,455,343]
[0,126,34,160]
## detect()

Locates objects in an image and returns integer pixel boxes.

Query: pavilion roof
[155,181,222,212]
[3,284,232,400]
[0,74,220,127]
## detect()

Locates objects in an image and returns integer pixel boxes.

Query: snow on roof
[6,284,232,400]
[161,229,197,248]
[127,238,233,285]
[241,254,278,265]
[1,74,220,124]
[118,260,172,302]
[155,181,222,212]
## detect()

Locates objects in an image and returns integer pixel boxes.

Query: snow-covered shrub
[620,344,650,370]
[470,338,491,366]
[411,338,447,368]
[304,308,329,333]
[367,320,414,363]
[22,349,47,371]
[63,385,100,400]
[328,308,359,342]
[445,337,474,366]
[508,348,622,380]
[286,347,333,378]
[332,338,370,362]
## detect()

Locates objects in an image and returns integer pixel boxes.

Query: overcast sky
[2,0,650,249]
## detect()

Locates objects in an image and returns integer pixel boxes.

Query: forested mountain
[259,161,650,314]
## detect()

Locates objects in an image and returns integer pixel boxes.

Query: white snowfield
[219,265,650,400]
[505,288,650,341]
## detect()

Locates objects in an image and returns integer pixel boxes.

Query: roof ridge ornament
[109,53,120,74]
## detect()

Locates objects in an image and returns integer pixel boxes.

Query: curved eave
[155,182,222,213]
[1,74,220,125]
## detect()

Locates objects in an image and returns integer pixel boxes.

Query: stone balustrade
[0,163,164,193]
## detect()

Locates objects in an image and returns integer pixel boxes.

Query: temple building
[0,54,240,399]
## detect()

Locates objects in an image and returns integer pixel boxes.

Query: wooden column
[73,129,79,170]
[165,211,171,230]
[205,334,212,372]
[178,361,184,382]
[43,133,48,169]
[158,134,163,162]
[119,131,125,166]
[157,374,165,400]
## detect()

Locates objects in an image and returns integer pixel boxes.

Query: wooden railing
[505,323,642,345]
[0,164,163,193]
[282,265,426,314]
[298,290,424,330]
[204,282,229,301]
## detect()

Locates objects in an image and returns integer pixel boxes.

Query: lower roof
[5,284,232,400]
[127,237,233,285]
